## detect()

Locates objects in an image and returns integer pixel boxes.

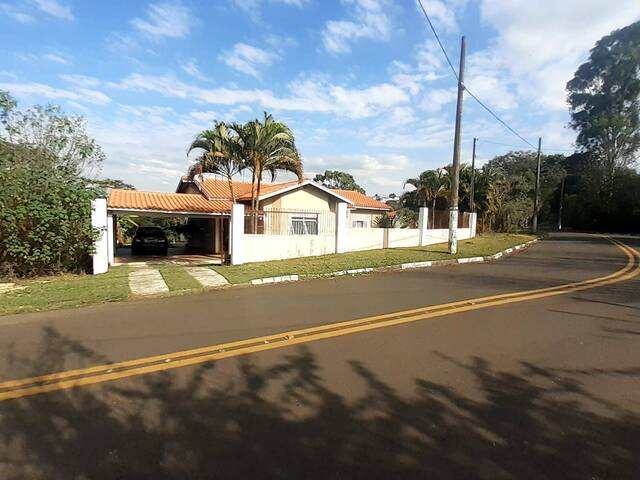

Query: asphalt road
[1,232,639,479]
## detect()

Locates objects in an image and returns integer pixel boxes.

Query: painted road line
[1,238,637,401]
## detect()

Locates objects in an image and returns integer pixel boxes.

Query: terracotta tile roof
[332,189,392,210]
[197,178,389,210]
[108,189,231,214]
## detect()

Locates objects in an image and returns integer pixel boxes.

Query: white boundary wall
[230,206,478,264]
[244,234,335,262]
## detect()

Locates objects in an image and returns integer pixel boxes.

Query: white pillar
[448,208,459,254]
[469,212,477,237]
[91,199,109,274]
[230,203,245,265]
[418,207,429,246]
[335,202,348,254]
[107,213,115,266]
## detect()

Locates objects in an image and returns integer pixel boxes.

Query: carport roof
[108,189,231,215]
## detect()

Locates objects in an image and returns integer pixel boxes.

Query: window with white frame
[352,220,366,228]
[290,214,319,235]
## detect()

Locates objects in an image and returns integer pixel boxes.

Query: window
[290,215,318,235]
[352,220,366,228]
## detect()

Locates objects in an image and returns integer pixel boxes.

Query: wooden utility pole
[470,136,477,212]
[532,137,542,233]
[448,36,466,254]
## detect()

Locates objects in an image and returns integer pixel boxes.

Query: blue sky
[1,0,639,195]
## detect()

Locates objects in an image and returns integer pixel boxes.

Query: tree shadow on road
[1,328,639,479]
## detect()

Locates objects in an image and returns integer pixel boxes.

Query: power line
[416,0,537,150]
[478,139,575,153]
[416,0,458,80]
[464,90,537,149]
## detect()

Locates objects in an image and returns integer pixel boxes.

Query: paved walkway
[186,267,228,287]
[128,268,169,296]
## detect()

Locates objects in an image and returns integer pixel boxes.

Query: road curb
[247,238,540,286]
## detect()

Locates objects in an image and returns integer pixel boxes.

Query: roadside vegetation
[0,234,534,316]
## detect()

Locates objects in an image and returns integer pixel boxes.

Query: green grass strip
[159,266,203,291]
[213,233,536,284]
[0,266,130,316]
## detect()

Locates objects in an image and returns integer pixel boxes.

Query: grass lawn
[159,266,203,291]
[0,233,535,316]
[0,267,130,316]
[213,233,535,284]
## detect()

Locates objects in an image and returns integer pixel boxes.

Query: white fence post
[418,207,429,246]
[230,203,245,265]
[91,198,109,275]
[335,202,348,254]
[469,212,477,237]
[107,213,115,266]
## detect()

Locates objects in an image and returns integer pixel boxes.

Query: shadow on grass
[1,328,639,479]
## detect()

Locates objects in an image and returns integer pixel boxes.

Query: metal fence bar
[244,208,336,235]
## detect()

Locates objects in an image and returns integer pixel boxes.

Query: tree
[188,121,244,203]
[0,92,105,277]
[567,21,640,194]
[403,168,448,213]
[0,140,99,277]
[232,113,303,232]
[1,93,105,176]
[313,170,365,193]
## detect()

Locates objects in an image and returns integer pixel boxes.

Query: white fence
[228,204,477,265]
[244,234,336,263]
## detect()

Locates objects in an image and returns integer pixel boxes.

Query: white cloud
[181,59,206,80]
[415,0,458,33]
[0,82,111,105]
[16,52,71,65]
[322,0,392,54]
[0,3,34,23]
[220,43,277,77]
[477,0,640,111]
[233,0,309,21]
[420,87,456,113]
[110,73,409,119]
[43,53,70,65]
[305,153,412,192]
[30,0,73,20]
[59,74,100,87]
[131,1,193,39]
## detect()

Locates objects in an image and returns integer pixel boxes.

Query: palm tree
[403,168,448,225]
[187,121,244,202]
[232,113,303,232]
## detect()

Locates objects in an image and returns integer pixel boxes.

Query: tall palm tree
[187,121,244,203]
[232,113,303,231]
[403,168,448,212]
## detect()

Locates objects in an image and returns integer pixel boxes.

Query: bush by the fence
[0,143,99,278]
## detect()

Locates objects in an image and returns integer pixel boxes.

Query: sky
[1,0,639,195]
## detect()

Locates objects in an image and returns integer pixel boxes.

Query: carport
[105,190,231,266]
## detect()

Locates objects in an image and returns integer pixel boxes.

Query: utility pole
[558,175,565,231]
[532,137,542,233]
[448,36,466,254]
[470,136,477,212]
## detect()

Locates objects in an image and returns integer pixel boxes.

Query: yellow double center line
[1,238,638,402]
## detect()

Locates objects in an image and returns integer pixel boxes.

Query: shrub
[0,142,99,277]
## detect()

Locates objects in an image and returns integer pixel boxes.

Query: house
[107,176,392,260]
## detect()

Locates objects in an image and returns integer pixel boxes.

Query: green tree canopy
[567,21,640,176]
[313,170,365,193]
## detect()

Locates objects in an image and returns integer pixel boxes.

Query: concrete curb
[251,274,299,285]
[248,238,540,285]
